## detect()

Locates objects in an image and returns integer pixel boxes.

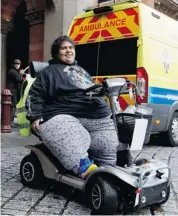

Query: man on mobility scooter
[26,35,133,176]
[20,36,171,215]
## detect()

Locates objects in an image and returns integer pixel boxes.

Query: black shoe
[116,150,133,167]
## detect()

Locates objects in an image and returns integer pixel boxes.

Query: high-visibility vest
[16,77,35,136]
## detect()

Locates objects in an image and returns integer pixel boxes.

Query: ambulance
[68,0,178,147]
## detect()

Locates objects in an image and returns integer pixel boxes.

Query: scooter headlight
[141,196,146,204]
[161,190,166,198]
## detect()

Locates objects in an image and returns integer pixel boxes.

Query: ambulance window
[75,43,99,76]
[98,38,138,76]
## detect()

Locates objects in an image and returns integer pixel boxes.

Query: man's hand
[32,119,41,132]
[19,69,24,75]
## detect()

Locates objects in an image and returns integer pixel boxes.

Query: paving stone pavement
[1,130,178,215]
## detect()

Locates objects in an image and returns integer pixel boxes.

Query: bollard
[1,89,12,133]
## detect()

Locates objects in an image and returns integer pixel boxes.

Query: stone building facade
[1,0,178,91]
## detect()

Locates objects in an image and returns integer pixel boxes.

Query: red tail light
[136,67,148,103]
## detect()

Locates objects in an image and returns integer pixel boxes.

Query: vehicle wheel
[20,153,45,188]
[89,177,118,215]
[168,112,178,147]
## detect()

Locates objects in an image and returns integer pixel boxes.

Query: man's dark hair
[51,35,75,58]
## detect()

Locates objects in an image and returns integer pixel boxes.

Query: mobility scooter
[20,62,171,215]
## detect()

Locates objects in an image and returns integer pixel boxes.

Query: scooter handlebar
[83,84,103,94]
[83,79,142,99]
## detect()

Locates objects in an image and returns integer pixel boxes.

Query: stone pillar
[43,0,95,61]
[26,10,45,61]
[43,0,64,61]
[76,0,94,15]
[63,0,93,35]
[1,33,7,92]
[1,19,14,91]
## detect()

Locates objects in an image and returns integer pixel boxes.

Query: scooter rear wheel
[90,177,118,215]
[20,153,45,188]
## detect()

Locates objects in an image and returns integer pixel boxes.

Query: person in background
[16,65,35,136]
[7,59,23,127]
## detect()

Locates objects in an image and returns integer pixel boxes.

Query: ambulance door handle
[137,39,142,47]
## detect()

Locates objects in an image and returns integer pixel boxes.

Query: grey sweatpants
[38,114,128,174]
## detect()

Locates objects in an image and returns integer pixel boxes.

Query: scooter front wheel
[90,177,118,215]
[20,153,45,188]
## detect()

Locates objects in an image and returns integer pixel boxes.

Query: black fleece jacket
[26,59,111,123]
[8,67,22,91]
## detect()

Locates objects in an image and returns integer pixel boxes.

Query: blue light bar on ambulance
[93,6,113,14]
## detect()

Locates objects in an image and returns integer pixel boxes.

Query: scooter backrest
[29,61,49,78]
